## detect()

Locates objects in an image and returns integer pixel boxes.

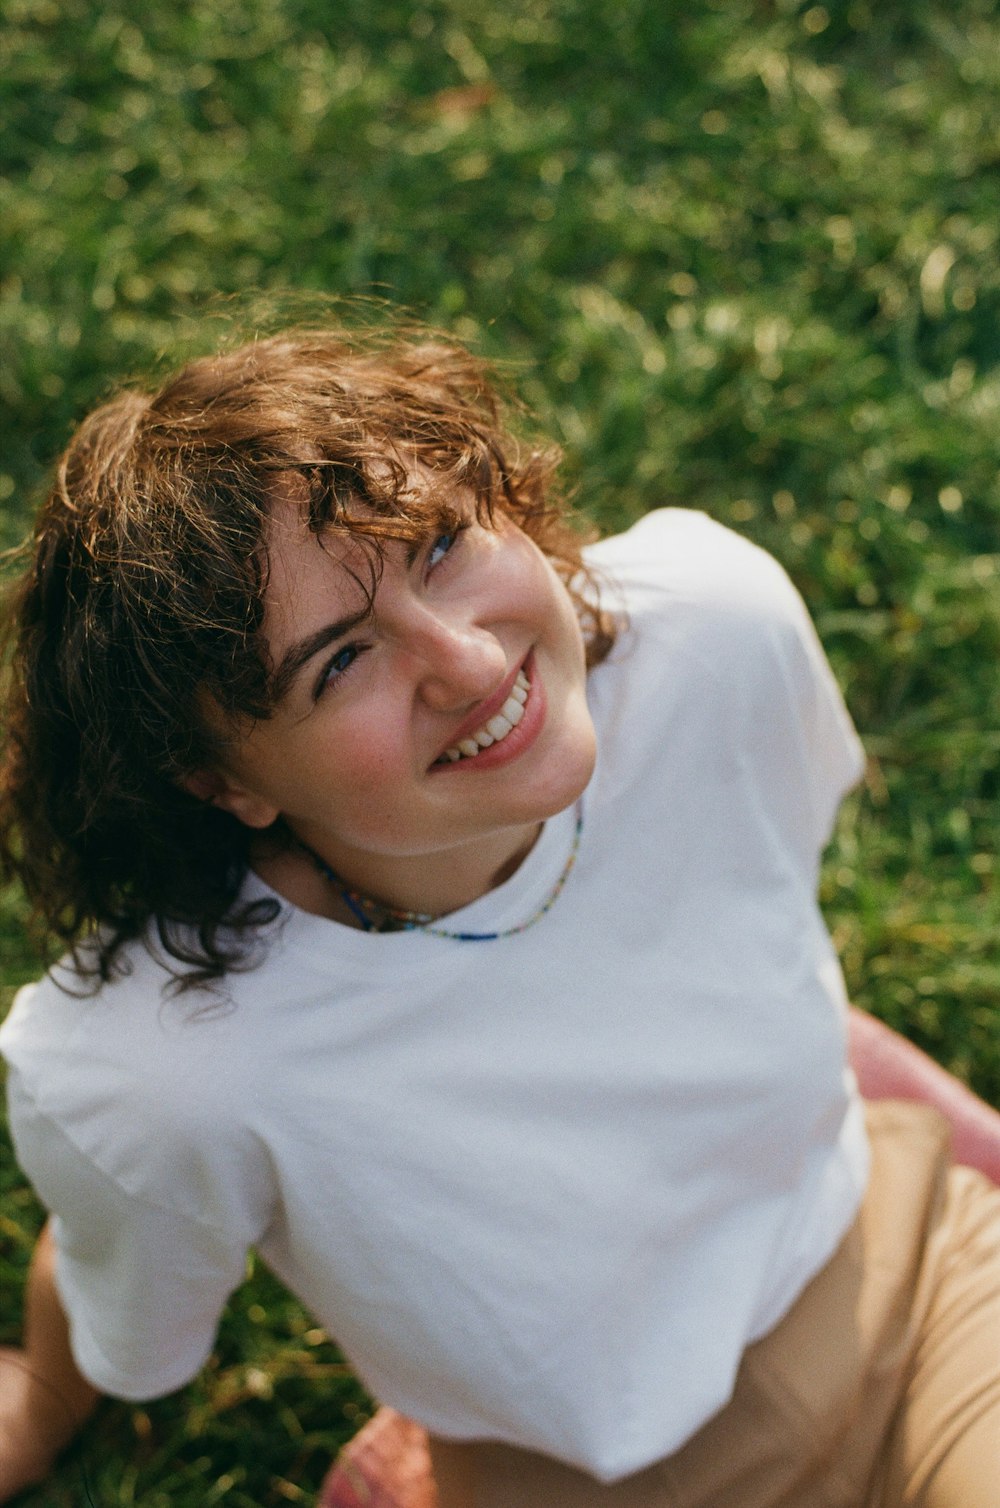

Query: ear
[180,769,280,830]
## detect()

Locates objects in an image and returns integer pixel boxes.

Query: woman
[1,325,997,1505]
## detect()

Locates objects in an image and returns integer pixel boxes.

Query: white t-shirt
[1,509,868,1482]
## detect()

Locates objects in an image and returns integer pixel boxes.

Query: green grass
[1,0,998,1500]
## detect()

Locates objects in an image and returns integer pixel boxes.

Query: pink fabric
[848,1009,1000,1185]
[320,1408,435,1508]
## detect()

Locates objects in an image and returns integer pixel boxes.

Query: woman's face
[202,492,597,912]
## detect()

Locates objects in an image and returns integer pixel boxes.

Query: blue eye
[318,643,359,695]
[329,646,356,674]
[427,531,457,569]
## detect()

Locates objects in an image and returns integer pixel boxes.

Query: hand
[0,1345,66,1502]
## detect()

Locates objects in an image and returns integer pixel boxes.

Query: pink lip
[430,651,545,773]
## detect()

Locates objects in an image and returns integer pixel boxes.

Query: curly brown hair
[0,325,614,989]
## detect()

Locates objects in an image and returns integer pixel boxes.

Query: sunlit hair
[0,325,615,989]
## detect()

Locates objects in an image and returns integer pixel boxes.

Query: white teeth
[440,668,533,763]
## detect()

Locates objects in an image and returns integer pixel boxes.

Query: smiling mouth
[435,668,531,764]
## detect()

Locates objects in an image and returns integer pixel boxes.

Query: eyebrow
[266,530,437,703]
[270,603,374,702]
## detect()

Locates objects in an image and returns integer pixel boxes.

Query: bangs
[293,454,498,543]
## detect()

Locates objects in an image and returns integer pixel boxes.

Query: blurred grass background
[1,0,998,1501]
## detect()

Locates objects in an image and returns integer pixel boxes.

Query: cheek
[503,541,577,626]
[308,706,409,802]
[536,566,586,665]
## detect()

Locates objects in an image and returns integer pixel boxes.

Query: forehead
[262,500,381,635]
[260,459,475,626]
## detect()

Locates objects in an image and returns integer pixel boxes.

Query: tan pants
[429,1103,1000,1508]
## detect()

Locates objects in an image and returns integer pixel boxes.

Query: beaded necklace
[302,803,583,941]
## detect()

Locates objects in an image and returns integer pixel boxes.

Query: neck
[255,820,544,926]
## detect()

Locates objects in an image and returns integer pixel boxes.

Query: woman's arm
[0,1220,100,1502]
[848,1006,1000,1185]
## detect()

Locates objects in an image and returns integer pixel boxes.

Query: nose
[404,608,508,713]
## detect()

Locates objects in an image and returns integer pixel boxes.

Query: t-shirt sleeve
[738,546,865,857]
[5,1056,255,1401]
[787,597,863,845]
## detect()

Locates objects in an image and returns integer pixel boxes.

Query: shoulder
[586,508,805,632]
[0,941,265,1211]
[1,935,235,1071]
[585,508,814,674]
[582,509,863,850]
